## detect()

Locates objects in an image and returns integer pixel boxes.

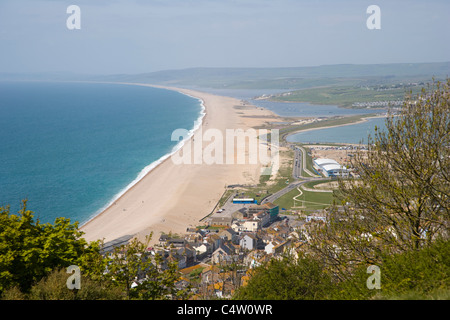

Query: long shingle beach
[80,85,279,245]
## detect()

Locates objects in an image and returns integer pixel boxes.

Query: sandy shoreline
[80,84,279,245]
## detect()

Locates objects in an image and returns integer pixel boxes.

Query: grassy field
[274,180,337,213]
[271,85,424,107]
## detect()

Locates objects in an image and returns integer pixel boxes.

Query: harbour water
[286,116,388,144]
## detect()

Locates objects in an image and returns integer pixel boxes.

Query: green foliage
[103,234,190,300]
[235,240,449,300]
[271,85,423,107]
[0,201,100,294]
[29,268,123,300]
[0,205,190,300]
[307,80,450,275]
[1,268,124,300]
[235,81,449,301]
[234,252,334,300]
[334,239,450,300]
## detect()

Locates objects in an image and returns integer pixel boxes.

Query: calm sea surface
[286,116,388,144]
[0,81,203,224]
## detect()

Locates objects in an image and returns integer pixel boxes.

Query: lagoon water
[184,86,385,117]
[286,116,388,144]
[249,100,385,118]
[0,81,203,224]
[191,87,388,144]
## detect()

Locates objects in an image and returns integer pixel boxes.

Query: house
[264,242,275,255]
[242,219,260,232]
[164,244,197,269]
[265,239,291,255]
[185,232,202,243]
[211,243,239,265]
[168,238,187,247]
[231,221,244,233]
[192,242,211,259]
[244,250,265,269]
[305,214,327,223]
[239,234,257,251]
[248,202,279,223]
[218,228,238,244]
[231,208,248,220]
[179,245,196,267]
[209,216,233,227]
[205,233,223,252]
[201,265,221,285]
[174,277,191,292]
[252,210,270,227]
[159,234,169,246]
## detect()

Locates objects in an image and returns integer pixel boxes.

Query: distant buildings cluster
[207,202,279,233]
[351,100,404,108]
[134,202,329,299]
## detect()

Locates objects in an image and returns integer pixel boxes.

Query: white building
[231,219,261,233]
[313,158,348,177]
[243,220,260,232]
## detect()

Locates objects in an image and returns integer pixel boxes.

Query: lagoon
[286,116,388,144]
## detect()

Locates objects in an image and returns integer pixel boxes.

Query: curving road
[263,144,328,204]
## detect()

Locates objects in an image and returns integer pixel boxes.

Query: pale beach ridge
[80,84,279,245]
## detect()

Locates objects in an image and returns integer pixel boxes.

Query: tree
[0,200,101,295]
[333,239,450,300]
[309,80,449,278]
[233,252,334,300]
[28,268,124,300]
[104,234,187,300]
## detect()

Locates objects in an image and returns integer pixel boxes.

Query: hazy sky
[0,0,449,75]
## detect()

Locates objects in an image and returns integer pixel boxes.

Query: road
[263,144,326,204]
[210,143,327,214]
[292,147,302,179]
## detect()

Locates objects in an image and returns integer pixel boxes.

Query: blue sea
[286,116,388,144]
[0,81,203,225]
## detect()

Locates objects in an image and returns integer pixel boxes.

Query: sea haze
[0,81,203,225]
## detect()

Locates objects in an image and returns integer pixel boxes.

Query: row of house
[208,202,279,233]
[158,216,296,268]
[153,210,333,299]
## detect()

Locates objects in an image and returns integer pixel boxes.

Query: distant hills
[94,61,450,89]
[1,62,449,91]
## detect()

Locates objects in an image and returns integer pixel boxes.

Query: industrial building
[313,158,349,177]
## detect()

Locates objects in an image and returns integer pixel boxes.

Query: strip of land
[80,85,279,246]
